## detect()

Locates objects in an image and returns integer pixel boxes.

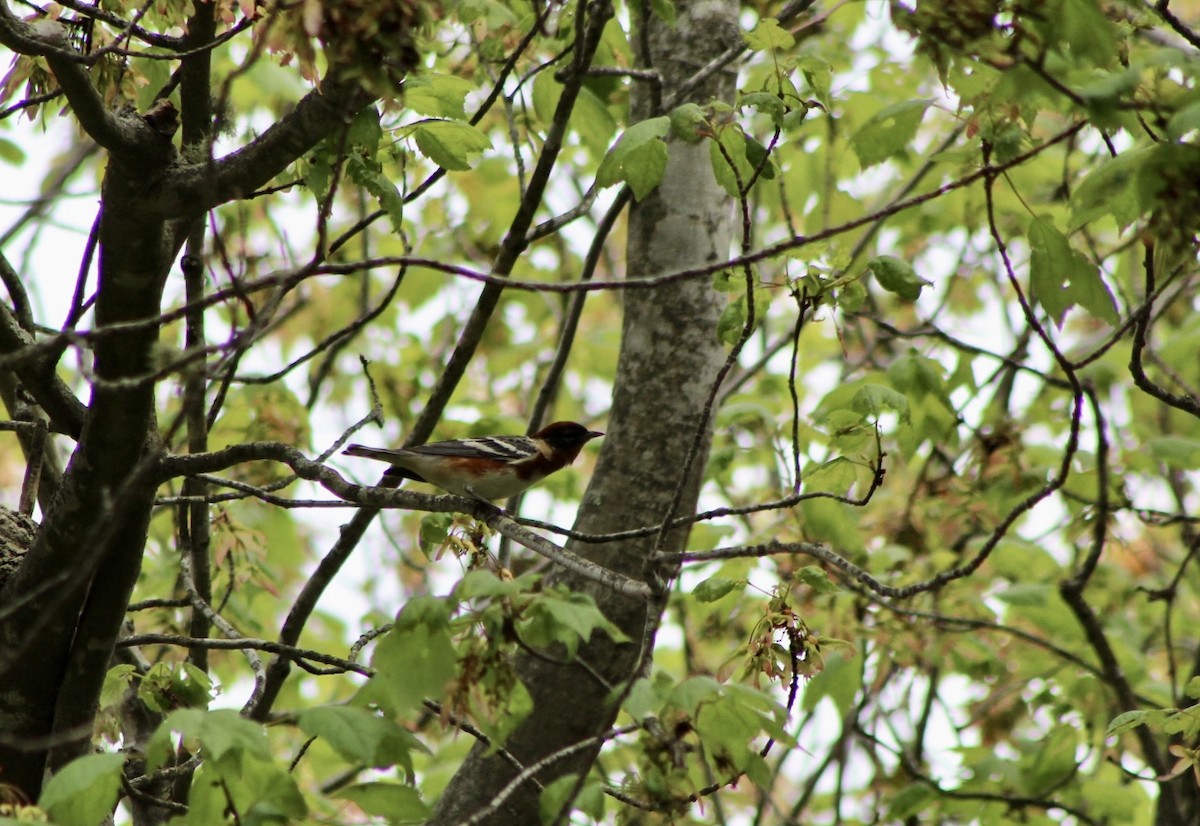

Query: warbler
[344,420,603,500]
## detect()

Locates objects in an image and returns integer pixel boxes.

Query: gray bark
[429,2,740,823]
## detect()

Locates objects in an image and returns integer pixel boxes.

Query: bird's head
[535,421,604,455]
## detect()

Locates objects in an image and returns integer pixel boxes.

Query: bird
[343,420,603,500]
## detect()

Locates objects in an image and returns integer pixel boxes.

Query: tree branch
[0,292,86,438]
[164,75,375,218]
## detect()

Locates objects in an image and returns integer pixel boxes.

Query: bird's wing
[409,435,538,463]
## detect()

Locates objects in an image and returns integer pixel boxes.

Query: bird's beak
[588,430,604,439]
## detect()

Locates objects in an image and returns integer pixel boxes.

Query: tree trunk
[0,147,180,797]
[430,2,739,822]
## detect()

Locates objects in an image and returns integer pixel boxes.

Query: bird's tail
[343,444,426,484]
[343,444,406,463]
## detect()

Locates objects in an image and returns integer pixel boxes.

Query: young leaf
[338,783,430,821]
[867,255,929,301]
[0,137,25,164]
[744,18,795,51]
[1147,437,1200,470]
[1185,676,1200,700]
[850,100,931,169]
[403,73,474,119]
[39,753,125,826]
[693,576,744,602]
[1028,216,1117,326]
[669,102,708,143]
[360,598,457,716]
[98,663,137,710]
[347,106,383,151]
[798,55,833,110]
[740,91,788,126]
[852,384,910,422]
[418,512,453,555]
[596,117,671,199]
[519,589,630,658]
[716,294,748,346]
[1069,147,1148,231]
[795,566,838,594]
[620,139,669,200]
[413,119,492,171]
[297,705,426,771]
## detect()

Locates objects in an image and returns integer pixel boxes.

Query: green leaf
[795,566,839,594]
[532,74,617,155]
[649,0,675,25]
[519,589,629,658]
[710,126,775,197]
[804,456,858,493]
[995,583,1054,606]
[412,119,492,171]
[717,294,748,346]
[712,268,740,292]
[888,783,937,821]
[182,759,307,822]
[693,576,744,602]
[798,55,833,110]
[539,774,578,825]
[418,512,453,555]
[743,133,777,181]
[669,102,708,143]
[347,106,383,151]
[403,73,475,119]
[1028,215,1073,320]
[814,377,909,427]
[716,280,771,346]
[297,705,426,772]
[852,384,910,422]
[360,597,457,715]
[1069,147,1148,230]
[1028,216,1117,326]
[744,18,795,51]
[850,100,930,169]
[596,117,670,199]
[1164,707,1200,739]
[1061,0,1116,63]
[137,661,212,713]
[1185,676,1200,700]
[691,684,792,777]
[0,138,25,165]
[346,153,405,233]
[1147,437,1200,470]
[622,674,673,720]
[620,139,669,200]
[195,709,270,764]
[800,498,866,555]
[99,663,137,710]
[1018,726,1078,796]
[338,783,430,822]
[454,568,533,600]
[305,151,332,199]
[867,255,929,301]
[739,91,786,124]
[1065,256,1119,325]
[667,675,723,715]
[39,753,125,826]
[1079,767,1153,821]
[888,352,951,407]
[1077,67,1140,110]
[1167,99,1200,140]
